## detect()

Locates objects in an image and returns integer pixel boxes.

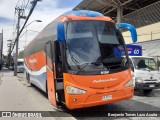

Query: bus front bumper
[65,86,134,109]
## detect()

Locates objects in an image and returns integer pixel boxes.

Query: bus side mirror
[118,23,137,43]
[57,22,65,42]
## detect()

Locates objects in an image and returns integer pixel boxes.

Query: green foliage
[19,50,24,58]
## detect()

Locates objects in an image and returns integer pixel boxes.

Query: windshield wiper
[91,56,103,65]
[76,62,104,74]
[70,55,81,70]
[91,61,103,65]
[76,63,89,74]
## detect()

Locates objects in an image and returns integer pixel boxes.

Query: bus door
[45,41,57,108]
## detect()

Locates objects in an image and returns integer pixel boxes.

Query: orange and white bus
[24,10,137,109]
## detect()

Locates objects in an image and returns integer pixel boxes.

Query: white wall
[122,22,160,44]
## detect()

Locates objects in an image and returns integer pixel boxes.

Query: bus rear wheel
[26,72,28,80]
[27,73,32,86]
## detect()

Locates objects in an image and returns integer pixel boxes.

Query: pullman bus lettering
[24,10,137,109]
[93,78,117,83]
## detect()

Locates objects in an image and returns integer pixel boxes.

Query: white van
[17,59,24,73]
[125,44,160,93]
[129,56,160,93]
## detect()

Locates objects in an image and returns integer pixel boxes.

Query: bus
[24,10,137,110]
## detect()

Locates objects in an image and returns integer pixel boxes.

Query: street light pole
[24,20,42,48]
[25,20,42,28]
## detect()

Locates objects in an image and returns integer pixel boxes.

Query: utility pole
[7,40,12,67]
[8,45,11,67]
[0,29,3,70]
[14,8,25,76]
[13,0,41,76]
[1,29,3,61]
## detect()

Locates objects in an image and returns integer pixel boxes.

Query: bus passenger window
[46,43,53,70]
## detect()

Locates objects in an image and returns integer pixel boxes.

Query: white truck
[9,59,24,72]
[126,44,160,93]
[17,59,24,73]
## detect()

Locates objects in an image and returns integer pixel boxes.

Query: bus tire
[26,72,28,80]
[46,81,49,98]
[143,89,152,93]
[28,73,32,86]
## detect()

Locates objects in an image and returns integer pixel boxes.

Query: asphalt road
[0,68,160,120]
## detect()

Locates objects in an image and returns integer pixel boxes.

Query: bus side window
[55,41,63,78]
[46,42,54,71]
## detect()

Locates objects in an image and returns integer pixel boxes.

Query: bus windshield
[65,20,128,74]
[132,57,157,71]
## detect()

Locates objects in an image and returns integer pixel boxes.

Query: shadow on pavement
[134,89,160,97]
[0,67,13,73]
[27,84,48,99]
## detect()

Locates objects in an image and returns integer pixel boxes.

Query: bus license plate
[102,95,112,101]
[149,84,155,87]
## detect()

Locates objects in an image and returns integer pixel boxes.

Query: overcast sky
[0,0,82,55]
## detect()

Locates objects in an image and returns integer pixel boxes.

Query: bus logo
[29,58,37,64]
[101,71,109,74]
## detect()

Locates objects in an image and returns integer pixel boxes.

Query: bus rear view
[24,10,137,109]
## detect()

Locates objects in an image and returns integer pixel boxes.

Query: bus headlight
[136,77,143,83]
[124,79,133,87]
[66,86,86,94]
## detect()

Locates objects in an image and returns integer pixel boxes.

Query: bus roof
[57,10,114,22]
[63,10,103,17]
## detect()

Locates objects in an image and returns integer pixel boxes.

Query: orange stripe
[56,15,114,22]
[25,50,46,71]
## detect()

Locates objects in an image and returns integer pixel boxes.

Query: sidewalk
[0,68,54,111]
[0,68,75,120]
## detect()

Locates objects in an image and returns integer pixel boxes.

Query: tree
[18,50,24,58]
